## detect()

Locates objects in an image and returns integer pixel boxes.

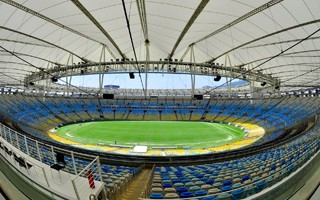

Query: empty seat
[172,179,182,184]
[180,191,194,198]
[195,180,205,186]
[243,179,252,185]
[255,181,266,193]
[162,180,171,184]
[231,189,244,200]
[195,189,207,197]
[152,183,162,187]
[153,179,162,183]
[150,193,164,199]
[173,182,184,188]
[233,178,241,184]
[223,180,233,186]
[261,173,268,178]
[213,182,222,188]
[189,185,201,192]
[217,192,232,200]
[164,193,179,199]
[241,175,250,182]
[185,182,195,188]
[206,179,214,185]
[201,184,213,191]
[232,182,242,189]
[208,188,220,194]
[164,187,176,194]
[162,183,172,188]
[151,187,163,194]
[252,176,260,182]
[265,176,274,187]
[202,197,217,200]
[215,177,223,183]
[176,186,188,194]
[244,185,257,197]
[221,185,232,192]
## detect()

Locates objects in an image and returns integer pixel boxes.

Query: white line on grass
[66,132,73,137]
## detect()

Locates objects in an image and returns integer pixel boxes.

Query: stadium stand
[0,94,319,199]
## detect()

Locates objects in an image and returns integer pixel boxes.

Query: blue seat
[150,193,164,199]
[223,180,233,186]
[231,189,244,200]
[201,177,208,182]
[172,179,182,184]
[221,185,232,192]
[194,189,207,196]
[241,175,250,182]
[162,183,172,188]
[270,165,276,171]
[245,185,257,197]
[265,177,274,187]
[206,179,214,184]
[202,197,217,200]
[217,192,232,200]
[180,191,194,198]
[255,181,266,192]
[176,186,188,194]
[182,179,190,183]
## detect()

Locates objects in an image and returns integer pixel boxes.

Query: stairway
[121,168,152,200]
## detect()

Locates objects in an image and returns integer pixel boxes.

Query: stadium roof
[0,0,320,92]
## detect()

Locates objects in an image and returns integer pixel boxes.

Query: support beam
[71,0,126,59]
[99,46,106,96]
[136,0,150,99]
[225,54,232,98]
[0,26,90,63]
[205,19,320,63]
[0,38,51,48]
[26,60,278,88]
[168,0,210,59]
[194,0,284,45]
[0,49,63,66]
[66,54,74,97]
[136,0,149,41]
[0,0,112,61]
[190,45,196,97]
[145,41,150,98]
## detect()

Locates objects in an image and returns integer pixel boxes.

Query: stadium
[0,0,319,200]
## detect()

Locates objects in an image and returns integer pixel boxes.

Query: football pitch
[55,121,245,149]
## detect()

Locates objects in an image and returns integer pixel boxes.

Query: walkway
[122,168,152,200]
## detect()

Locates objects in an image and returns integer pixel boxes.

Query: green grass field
[55,121,245,148]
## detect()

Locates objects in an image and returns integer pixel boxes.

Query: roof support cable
[0,45,98,97]
[203,27,320,96]
[121,0,145,96]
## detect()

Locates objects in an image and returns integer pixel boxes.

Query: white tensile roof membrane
[0,0,319,91]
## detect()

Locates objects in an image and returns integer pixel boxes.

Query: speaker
[129,72,135,79]
[193,95,203,100]
[51,76,58,83]
[214,75,221,81]
[103,93,114,99]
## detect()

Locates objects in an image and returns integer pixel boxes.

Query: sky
[58,73,239,90]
